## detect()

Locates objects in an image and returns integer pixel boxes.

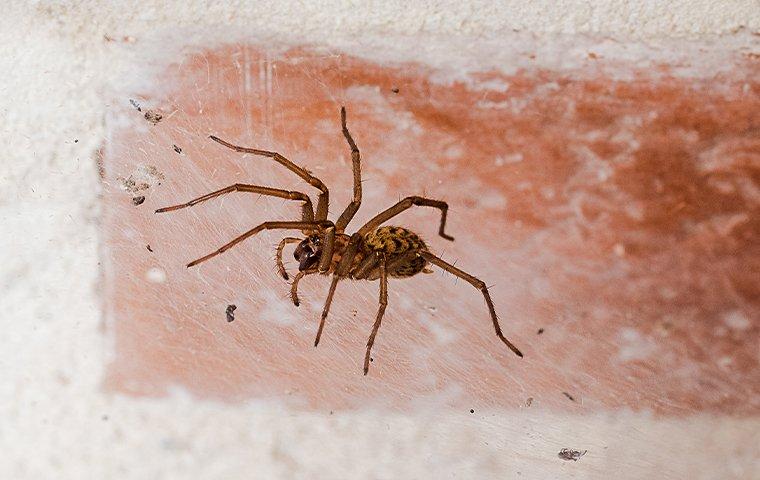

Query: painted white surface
[1,2,758,478]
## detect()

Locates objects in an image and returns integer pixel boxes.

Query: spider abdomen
[363,226,428,277]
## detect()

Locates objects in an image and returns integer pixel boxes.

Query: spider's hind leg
[357,196,455,241]
[418,251,523,358]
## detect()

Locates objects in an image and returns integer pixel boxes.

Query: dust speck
[132,195,145,206]
[173,144,182,154]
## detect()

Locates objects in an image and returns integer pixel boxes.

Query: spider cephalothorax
[156,106,523,375]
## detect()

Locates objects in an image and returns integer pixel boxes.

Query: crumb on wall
[558,448,587,461]
[144,110,163,125]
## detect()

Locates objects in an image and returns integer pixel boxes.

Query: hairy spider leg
[290,269,318,306]
[155,183,314,222]
[186,220,334,268]
[276,237,302,280]
[317,225,336,273]
[334,106,363,232]
[418,251,523,358]
[364,255,388,375]
[357,196,455,241]
[209,135,330,221]
[314,233,362,346]
[352,252,381,280]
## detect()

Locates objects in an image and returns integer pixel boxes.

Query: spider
[156,106,523,374]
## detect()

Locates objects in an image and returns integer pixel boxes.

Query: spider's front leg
[186,221,333,268]
[155,183,315,222]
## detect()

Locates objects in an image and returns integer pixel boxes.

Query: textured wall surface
[1,2,758,479]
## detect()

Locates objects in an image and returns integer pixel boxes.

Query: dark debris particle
[469,409,475,414]
[525,397,533,407]
[558,448,587,462]
[226,304,237,323]
[146,244,153,252]
[537,328,545,334]
[132,195,146,206]
[129,99,142,111]
[144,110,163,125]
[370,357,374,362]
[74,139,79,143]
[391,87,399,93]
[562,392,576,402]
[173,144,182,154]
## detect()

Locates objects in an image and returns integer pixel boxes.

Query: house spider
[156,106,523,374]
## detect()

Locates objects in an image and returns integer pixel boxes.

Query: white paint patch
[258,290,297,326]
[616,327,656,362]
[477,190,508,210]
[418,313,458,345]
[722,310,751,331]
[494,152,523,166]
[145,267,167,284]
[470,78,510,92]
[443,144,465,159]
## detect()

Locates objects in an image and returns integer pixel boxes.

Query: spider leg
[276,237,302,280]
[418,251,523,358]
[357,196,455,241]
[317,225,335,273]
[155,183,314,222]
[315,275,339,346]
[187,220,333,268]
[352,252,380,280]
[334,106,362,232]
[209,136,330,220]
[290,269,317,306]
[364,255,387,375]
[314,233,362,346]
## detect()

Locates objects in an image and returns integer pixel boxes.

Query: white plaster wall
[1,2,758,479]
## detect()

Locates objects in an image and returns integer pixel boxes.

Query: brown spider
[156,106,523,374]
